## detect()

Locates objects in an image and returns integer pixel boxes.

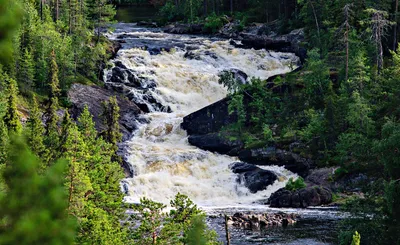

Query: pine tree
[0,138,77,245]
[3,78,22,135]
[101,96,122,155]
[26,95,46,160]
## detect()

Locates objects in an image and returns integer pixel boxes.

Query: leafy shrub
[285,177,306,191]
[160,0,179,22]
[204,14,227,33]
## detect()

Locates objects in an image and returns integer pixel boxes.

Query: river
[104,21,344,244]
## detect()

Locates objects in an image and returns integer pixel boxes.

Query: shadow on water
[115,5,159,23]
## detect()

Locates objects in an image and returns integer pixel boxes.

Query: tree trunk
[393,0,399,51]
[345,23,349,81]
[230,0,233,15]
[55,0,59,21]
[309,0,321,45]
[40,0,44,20]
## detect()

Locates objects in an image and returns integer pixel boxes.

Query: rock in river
[268,186,333,208]
[230,162,278,193]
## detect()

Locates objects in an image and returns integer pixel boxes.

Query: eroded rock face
[230,162,278,193]
[68,84,143,141]
[268,186,333,208]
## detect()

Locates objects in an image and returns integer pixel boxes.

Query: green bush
[204,14,227,33]
[285,177,306,191]
[160,0,179,22]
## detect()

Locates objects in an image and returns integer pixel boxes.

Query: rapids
[104,23,300,207]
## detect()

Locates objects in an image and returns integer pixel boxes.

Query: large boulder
[68,84,143,141]
[238,147,313,177]
[188,133,243,156]
[181,97,236,136]
[268,186,333,208]
[230,162,278,193]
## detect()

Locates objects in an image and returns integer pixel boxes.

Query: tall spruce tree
[26,95,46,160]
[44,50,61,163]
[101,96,122,156]
[17,48,35,94]
[3,78,22,135]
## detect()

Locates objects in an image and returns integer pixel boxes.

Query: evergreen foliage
[101,96,122,155]
[26,95,46,161]
[3,77,22,135]
[0,138,77,245]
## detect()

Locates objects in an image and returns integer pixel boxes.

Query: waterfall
[105,24,300,207]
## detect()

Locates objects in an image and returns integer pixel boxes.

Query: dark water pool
[115,5,159,23]
[204,207,345,245]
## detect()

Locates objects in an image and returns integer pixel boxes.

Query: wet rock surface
[105,60,172,113]
[230,162,278,193]
[227,212,297,230]
[268,186,333,208]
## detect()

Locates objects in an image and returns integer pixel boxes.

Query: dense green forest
[0,0,399,244]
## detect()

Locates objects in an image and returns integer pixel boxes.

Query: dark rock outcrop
[188,133,243,155]
[230,162,277,193]
[68,84,143,141]
[239,28,306,63]
[105,61,171,113]
[238,147,313,177]
[181,97,235,136]
[137,21,158,28]
[163,23,205,34]
[268,186,333,208]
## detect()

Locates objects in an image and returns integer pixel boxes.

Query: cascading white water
[106,24,300,207]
